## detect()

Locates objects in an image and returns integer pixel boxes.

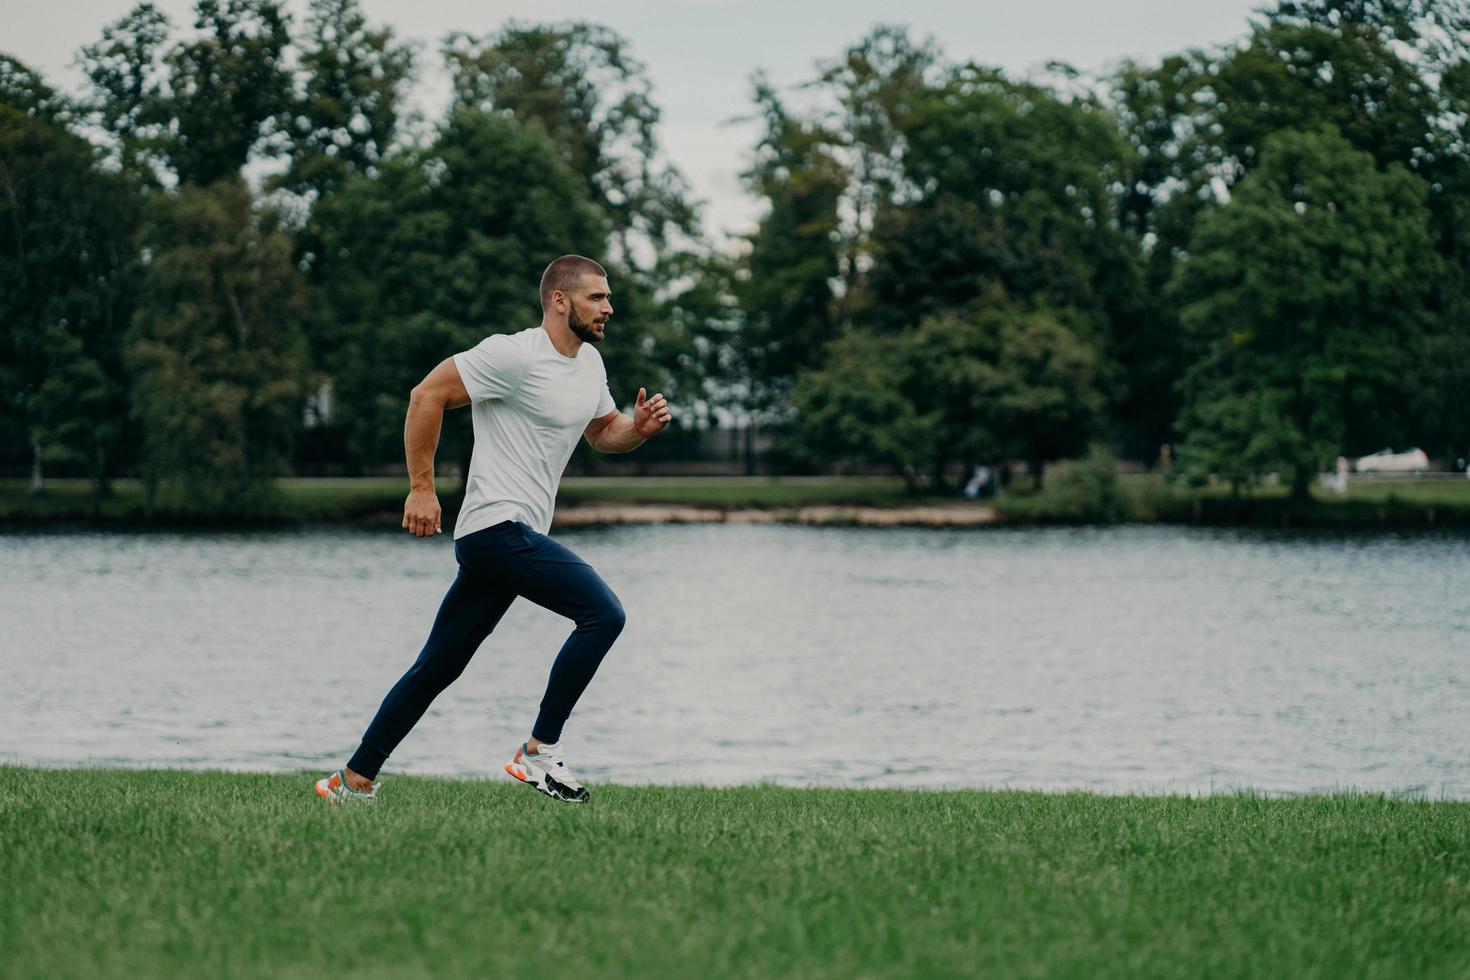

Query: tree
[1106,2,1458,455]
[1110,3,1444,202]
[733,76,847,419]
[79,0,294,187]
[1170,127,1437,500]
[0,64,140,507]
[166,0,294,186]
[443,21,697,262]
[309,109,608,470]
[860,63,1132,461]
[76,3,173,181]
[790,330,936,487]
[276,0,413,200]
[871,65,1139,331]
[0,55,71,122]
[813,26,941,314]
[1417,57,1470,456]
[909,301,1106,488]
[792,295,1105,489]
[127,179,309,514]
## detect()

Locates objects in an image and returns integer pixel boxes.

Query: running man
[316,255,672,805]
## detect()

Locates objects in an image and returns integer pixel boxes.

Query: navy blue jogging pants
[347,520,625,780]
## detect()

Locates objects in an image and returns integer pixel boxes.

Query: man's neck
[540,319,583,359]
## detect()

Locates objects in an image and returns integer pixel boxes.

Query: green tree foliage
[793,297,1104,488]
[443,21,697,259]
[1112,2,1446,206]
[165,0,293,186]
[1032,446,1131,523]
[1171,128,1436,499]
[1415,7,1470,456]
[80,0,293,187]
[76,3,173,181]
[0,64,139,507]
[127,179,309,514]
[1202,17,1437,179]
[750,27,1120,478]
[790,331,935,486]
[277,0,413,200]
[649,249,746,428]
[813,26,940,310]
[1107,1,1455,453]
[0,56,71,122]
[733,76,847,418]
[734,28,939,394]
[310,109,607,468]
[956,304,1107,486]
[872,65,1139,335]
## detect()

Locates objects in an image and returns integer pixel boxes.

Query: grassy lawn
[1340,478,1470,506]
[1136,474,1470,508]
[0,477,438,524]
[1,768,1466,979]
[0,476,922,523]
[558,475,915,508]
[1103,474,1470,526]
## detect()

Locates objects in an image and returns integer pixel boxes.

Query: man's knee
[590,591,626,636]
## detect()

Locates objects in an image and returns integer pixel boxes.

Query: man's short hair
[540,255,607,311]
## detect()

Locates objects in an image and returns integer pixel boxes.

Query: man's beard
[568,306,603,343]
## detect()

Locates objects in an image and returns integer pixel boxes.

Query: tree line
[2,0,1467,513]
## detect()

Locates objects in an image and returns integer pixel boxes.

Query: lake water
[1,524,1466,797]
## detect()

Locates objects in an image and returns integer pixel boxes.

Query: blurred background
[2,1,1468,796]
[4,0,1469,501]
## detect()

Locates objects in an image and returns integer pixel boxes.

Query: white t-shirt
[452,327,617,538]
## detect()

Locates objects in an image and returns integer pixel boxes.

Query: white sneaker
[314,768,379,805]
[505,742,590,803]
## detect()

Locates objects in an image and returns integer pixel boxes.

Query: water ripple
[1,524,1467,797]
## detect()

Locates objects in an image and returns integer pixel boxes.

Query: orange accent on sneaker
[505,763,528,781]
[315,771,346,802]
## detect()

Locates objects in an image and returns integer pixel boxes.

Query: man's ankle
[525,738,543,755]
[343,766,374,792]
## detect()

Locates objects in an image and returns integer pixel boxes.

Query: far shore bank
[3,475,1468,530]
[551,502,1002,527]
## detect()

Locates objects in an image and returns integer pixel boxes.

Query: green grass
[1137,475,1470,526]
[1143,474,1470,508]
[0,476,925,525]
[0,478,445,524]
[989,473,1470,527]
[557,475,916,508]
[2,768,1467,979]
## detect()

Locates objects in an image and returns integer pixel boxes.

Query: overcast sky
[7,0,1265,239]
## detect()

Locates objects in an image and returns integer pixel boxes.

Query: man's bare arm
[403,357,471,537]
[584,388,672,453]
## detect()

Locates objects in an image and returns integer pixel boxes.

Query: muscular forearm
[591,413,646,453]
[404,388,447,490]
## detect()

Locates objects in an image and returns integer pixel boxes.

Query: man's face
[562,275,613,344]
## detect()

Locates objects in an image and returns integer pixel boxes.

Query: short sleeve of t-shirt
[454,333,528,403]
[594,382,616,420]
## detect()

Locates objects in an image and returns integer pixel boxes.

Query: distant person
[316,255,672,806]
[963,465,991,499]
